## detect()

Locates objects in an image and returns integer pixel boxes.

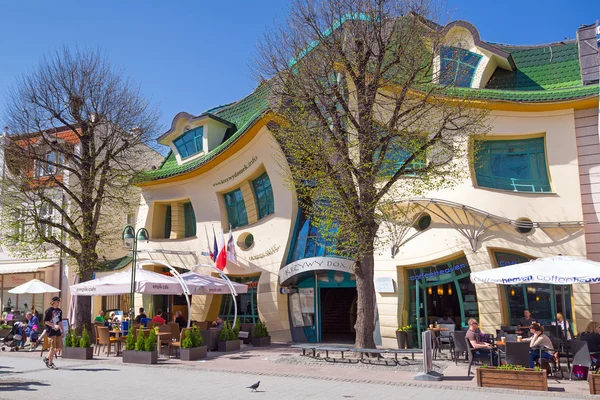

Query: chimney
[577,22,600,85]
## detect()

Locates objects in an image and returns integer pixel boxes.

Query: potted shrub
[123,328,157,364]
[180,327,207,361]
[396,325,412,349]
[63,328,93,360]
[0,324,11,338]
[476,364,547,391]
[590,370,600,394]
[218,321,240,352]
[251,320,271,347]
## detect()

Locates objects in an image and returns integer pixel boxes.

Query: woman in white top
[555,313,572,340]
[525,323,554,368]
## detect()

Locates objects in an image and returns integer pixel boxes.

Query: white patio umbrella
[180,272,248,295]
[70,268,185,296]
[8,279,60,294]
[470,255,600,285]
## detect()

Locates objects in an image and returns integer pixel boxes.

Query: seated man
[174,311,187,329]
[94,310,105,324]
[466,318,498,366]
[151,309,166,325]
[437,313,454,325]
[25,311,40,350]
[519,309,536,329]
[212,316,224,330]
[135,307,147,324]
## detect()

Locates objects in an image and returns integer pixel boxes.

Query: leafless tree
[255,0,489,348]
[1,48,160,329]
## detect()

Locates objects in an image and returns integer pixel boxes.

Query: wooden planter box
[476,367,548,391]
[63,346,94,360]
[218,340,241,352]
[590,373,600,394]
[122,350,157,365]
[251,336,271,347]
[180,345,207,361]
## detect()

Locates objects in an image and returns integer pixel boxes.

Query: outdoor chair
[465,335,491,376]
[140,318,151,328]
[437,324,455,361]
[545,336,564,378]
[171,327,187,358]
[158,325,172,357]
[505,341,530,367]
[167,322,180,342]
[500,325,519,334]
[96,326,119,357]
[452,331,468,365]
[92,323,103,355]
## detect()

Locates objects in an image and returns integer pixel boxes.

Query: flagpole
[191,262,238,329]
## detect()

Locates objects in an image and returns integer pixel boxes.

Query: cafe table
[155,332,172,358]
[109,329,124,355]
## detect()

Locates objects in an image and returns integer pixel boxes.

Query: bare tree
[255,0,489,348]
[1,48,160,329]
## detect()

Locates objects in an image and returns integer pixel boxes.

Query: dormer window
[36,151,64,177]
[439,46,482,88]
[174,126,204,159]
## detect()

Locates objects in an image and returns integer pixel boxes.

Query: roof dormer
[159,112,234,165]
[438,21,515,89]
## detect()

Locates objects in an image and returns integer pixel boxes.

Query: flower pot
[217,340,241,352]
[251,336,271,347]
[590,373,600,394]
[405,330,414,348]
[0,329,11,338]
[180,345,207,361]
[122,350,158,365]
[476,367,548,391]
[62,346,94,360]
[396,331,407,349]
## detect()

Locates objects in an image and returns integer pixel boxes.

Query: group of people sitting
[93,307,190,329]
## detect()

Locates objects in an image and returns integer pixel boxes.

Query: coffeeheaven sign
[279,257,355,283]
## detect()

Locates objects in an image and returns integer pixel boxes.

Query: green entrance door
[407,256,478,347]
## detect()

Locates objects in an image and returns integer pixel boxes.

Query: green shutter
[164,205,172,239]
[183,202,196,237]
[252,172,275,219]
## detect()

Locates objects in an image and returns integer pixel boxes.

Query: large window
[219,275,259,324]
[378,145,426,178]
[36,151,64,177]
[174,126,204,159]
[183,202,196,237]
[495,252,571,325]
[440,46,482,88]
[252,173,275,219]
[224,189,248,229]
[474,137,551,193]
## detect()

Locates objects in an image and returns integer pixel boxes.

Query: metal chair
[501,325,519,334]
[437,324,455,361]
[505,341,531,367]
[465,335,490,376]
[452,331,468,365]
[167,322,180,342]
[96,326,119,357]
[546,336,564,378]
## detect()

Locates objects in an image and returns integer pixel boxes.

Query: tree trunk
[354,251,377,349]
[74,259,94,332]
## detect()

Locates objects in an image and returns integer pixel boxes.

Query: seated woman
[579,321,600,353]
[525,323,554,368]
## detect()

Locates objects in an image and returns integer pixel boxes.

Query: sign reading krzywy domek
[279,257,355,283]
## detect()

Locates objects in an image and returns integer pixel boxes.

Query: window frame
[473,136,552,193]
[224,189,248,229]
[36,151,64,178]
[439,46,482,88]
[252,172,275,220]
[174,126,204,159]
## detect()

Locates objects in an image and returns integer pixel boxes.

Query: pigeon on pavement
[247,381,260,392]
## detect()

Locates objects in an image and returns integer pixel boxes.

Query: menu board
[290,293,305,327]
[299,288,315,313]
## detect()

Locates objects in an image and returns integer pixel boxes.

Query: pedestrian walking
[42,296,63,369]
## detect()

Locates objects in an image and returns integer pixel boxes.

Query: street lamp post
[122,225,149,321]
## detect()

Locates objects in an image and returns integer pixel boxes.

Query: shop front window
[219,275,260,324]
[495,252,571,325]
[406,256,477,346]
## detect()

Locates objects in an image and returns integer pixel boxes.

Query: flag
[227,230,237,264]
[216,229,227,270]
[212,226,219,262]
[205,225,212,259]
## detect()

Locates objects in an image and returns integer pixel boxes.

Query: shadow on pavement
[442,376,474,381]
[67,368,119,372]
[0,380,50,392]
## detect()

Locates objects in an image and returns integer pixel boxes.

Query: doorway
[320,287,357,343]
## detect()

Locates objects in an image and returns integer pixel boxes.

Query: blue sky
[0,0,597,145]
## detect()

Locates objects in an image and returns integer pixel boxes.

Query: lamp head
[136,228,149,241]
[122,225,135,240]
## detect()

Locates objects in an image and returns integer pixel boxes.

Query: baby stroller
[1,322,24,351]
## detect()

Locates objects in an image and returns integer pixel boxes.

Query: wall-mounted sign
[375,277,395,293]
[408,263,469,282]
[299,288,314,313]
[4,274,34,288]
[279,257,355,284]
[212,156,258,187]
[249,244,280,261]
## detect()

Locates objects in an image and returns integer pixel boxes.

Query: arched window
[440,46,482,88]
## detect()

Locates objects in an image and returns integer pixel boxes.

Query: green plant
[64,328,74,347]
[125,330,136,351]
[0,324,11,329]
[219,321,236,341]
[481,364,488,369]
[497,364,526,371]
[233,318,241,336]
[191,327,204,347]
[397,325,412,332]
[254,321,269,338]
[79,328,91,348]
[181,330,193,349]
[135,331,146,351]
[145,329,157,351]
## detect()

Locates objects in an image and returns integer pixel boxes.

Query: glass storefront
[495,252,572,325]
[219,275,260,324]
[406,256,478,346]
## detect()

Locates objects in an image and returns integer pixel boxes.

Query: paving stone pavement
[0,346,592,399]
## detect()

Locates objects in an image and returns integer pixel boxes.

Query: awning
[0,260,58,274]
[279,256,355,286]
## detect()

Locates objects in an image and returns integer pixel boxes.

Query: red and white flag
[226,230,237,264]
[215,229,227,271]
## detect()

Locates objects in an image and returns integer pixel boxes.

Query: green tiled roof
[443,84,599,102]
[136,84,270,183]
[95,256,132,272]
[486,42,582,90]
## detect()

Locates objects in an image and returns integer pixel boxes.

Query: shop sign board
[279,257,355,283]
[4,274,35,288]
[375,277,395,293]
